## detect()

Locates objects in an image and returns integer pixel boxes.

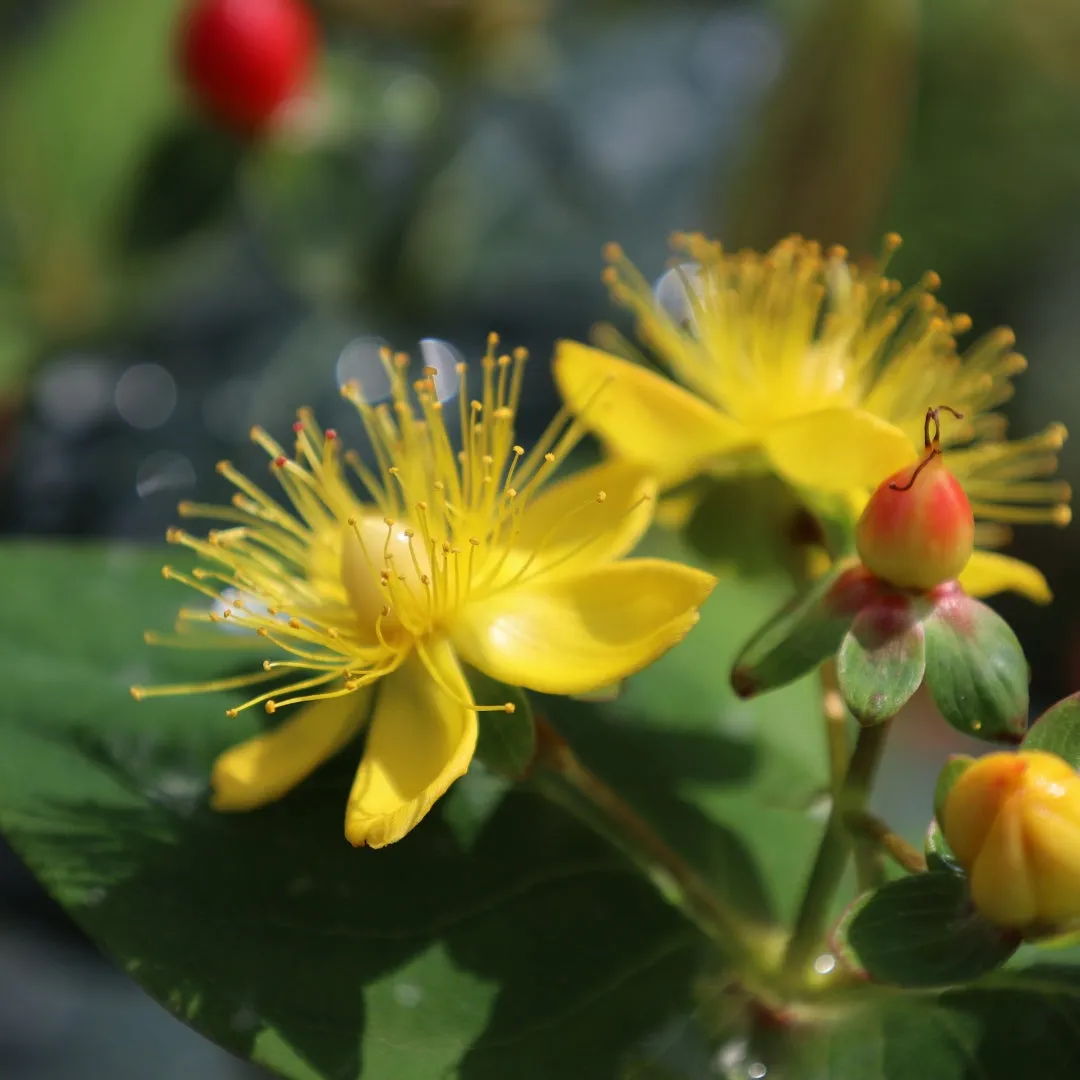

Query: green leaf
[840,872,1020,988]
[120,118,245,256]
[922,591,1029,742]
[559,528,827,928]
[0,544,705,1080]
[0,0,184,251]
[467,668,536,780]
[933,754,975,826]
[772,962,1080,1079]
[730,560,870,698]
[837,600,926,725]
[1023,691,1080,768]
[2,541,1077,1080]
[924,818,961,875]
[683,475,807,574]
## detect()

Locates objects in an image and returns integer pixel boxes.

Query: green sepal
[466,668,536,780]
[922,590,1029,742]
[933,754,976,826]
[1023,691,1080,769]
[837,599,926,725]
[730,560,873,697]
[924,819,962,875]
[839,872,1021,988]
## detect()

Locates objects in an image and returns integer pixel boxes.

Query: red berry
[855,407,975,591]
[178,0,316,133]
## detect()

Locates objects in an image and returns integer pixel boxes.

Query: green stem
[531,718,761,967]
[820,659,849,797]
[782,721,891,979]
[846,809,927,874]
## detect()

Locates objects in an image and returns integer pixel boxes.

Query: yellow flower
[555,234,1071,603]
[133,337,714,848]
[943,750,1080,929]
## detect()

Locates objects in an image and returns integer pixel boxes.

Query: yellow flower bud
[943,750,1080,928]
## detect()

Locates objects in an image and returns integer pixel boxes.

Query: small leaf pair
[732,563,1029,739]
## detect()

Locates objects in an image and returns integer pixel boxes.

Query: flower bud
[942,750,1080,928]
[856,407,974,591]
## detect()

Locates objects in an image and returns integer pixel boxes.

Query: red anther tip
[274,455,287,468]
[325,429,337,440]
[292,421,304,433]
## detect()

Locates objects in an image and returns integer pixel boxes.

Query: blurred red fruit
[178,0,317,133]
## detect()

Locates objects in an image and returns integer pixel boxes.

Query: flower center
[340,514,433,643]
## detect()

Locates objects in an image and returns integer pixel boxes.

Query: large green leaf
[0,543,710,1080]
[759,962,1080,1080]
[3,541,1080,1079]
[839,871,1019,988]
[0,539,822,1077]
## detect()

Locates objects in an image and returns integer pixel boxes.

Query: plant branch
[782,721,891,980]
[820,659,849,796]
[845,809,927,874]
[530,717,764,967]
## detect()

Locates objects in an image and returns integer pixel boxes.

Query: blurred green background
[1,0,1078,1075]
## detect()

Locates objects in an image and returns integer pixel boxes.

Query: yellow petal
[452,558,715,696]
[345,641,477,848]
[971,800,1037,928]
[1023,797,1080,925]
[959,549,1053,605]
[553,341,744,484]
[762,408,916,492]
[496,459,656,585]
[211,690,371,812]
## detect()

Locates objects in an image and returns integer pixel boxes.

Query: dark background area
[1,0,1078,1075]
